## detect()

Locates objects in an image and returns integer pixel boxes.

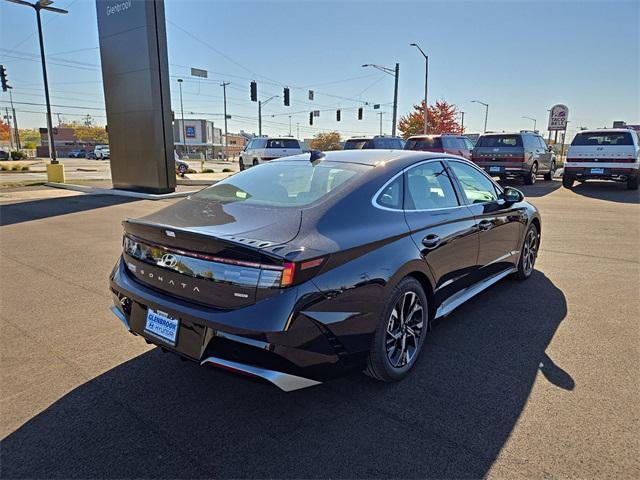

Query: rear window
[267,139,300,149]
[476,135,522,148]
[193,161,368,207]
[344,139,371,150]
[571,132,633,146]
[405,137,443,150]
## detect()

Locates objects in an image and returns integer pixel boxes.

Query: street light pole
[288,115,292,136]
[522,115,536,131]
[378,111,383,135]
[6,1,68,163]
[258,95,278,136]
[472,100,489,133]
[221,81,230,159]
[410,43,428,134]
[177,78,186,155]
[362,62,400,136]
[460,111,465,133]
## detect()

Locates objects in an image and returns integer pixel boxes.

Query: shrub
[21,165,30,171]
[11,164,23,171]
[186,168,197,174]
[222,168,233,172]
[10,151,26,160]
[0,164,9,171]
[202,168,215,173]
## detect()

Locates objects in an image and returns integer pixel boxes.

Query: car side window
[404,161,459,210]
[375,175,403,210]
[448,161,499,204]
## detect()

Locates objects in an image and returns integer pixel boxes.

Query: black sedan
[110,150,541,391]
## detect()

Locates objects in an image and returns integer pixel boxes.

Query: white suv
[239,137,303,170]
[564,129,639,190]
[94,145,110,159]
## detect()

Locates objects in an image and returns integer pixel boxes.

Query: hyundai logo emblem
[158,253,178,268]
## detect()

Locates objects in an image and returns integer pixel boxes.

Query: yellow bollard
[46,163,66,183]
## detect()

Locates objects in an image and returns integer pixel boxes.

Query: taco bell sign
[548,104,569,131]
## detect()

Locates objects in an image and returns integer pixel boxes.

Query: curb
[45,182,195,200]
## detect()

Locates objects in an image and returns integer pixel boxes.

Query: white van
[564,129,639,190]
[239,137,303,170]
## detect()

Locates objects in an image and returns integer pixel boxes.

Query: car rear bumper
[564,162,639,181]
[109,257,356,389]
[473,162,529,176]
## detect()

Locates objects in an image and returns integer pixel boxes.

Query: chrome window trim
[372,157,472,213]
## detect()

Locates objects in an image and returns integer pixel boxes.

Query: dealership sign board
[548,104,569,131]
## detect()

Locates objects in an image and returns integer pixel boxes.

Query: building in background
[36,127,94,157]
[173,119,222,159]
[224,133,247,158]
[613,121,640,132]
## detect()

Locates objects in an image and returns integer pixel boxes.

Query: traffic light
[336,109,341,122]
[0,65,10,92]
[250,81,257,102]
[283,87,290,106]
[309,112,313,125]
[358,107,363,120]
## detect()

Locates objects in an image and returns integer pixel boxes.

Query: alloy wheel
[530,163,538,184]
[385,291,425,368]
[522,229,538,275]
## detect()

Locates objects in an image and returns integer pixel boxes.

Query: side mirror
[503,187,524,203]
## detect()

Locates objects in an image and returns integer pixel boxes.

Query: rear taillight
[280,262,296,287]
[279,257,326,288]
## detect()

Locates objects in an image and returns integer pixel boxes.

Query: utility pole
[8,89,20,148]
[4,108,14,151]
[362,62,400,136]
[378,111,383,135]
[220,81,230,160]
[177,78,186,155]
[288,115,292,136]
[296,122,299,139]
[410,43,428,134]
[460,111,465,133]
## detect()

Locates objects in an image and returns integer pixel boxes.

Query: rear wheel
[364,277,428,382]
[562,175,575,188]
[524,162,537,185]
[178,164,188,176]
[543,161,556,181]
[239,158,245,171]
[514,224,539,280]
[627,175,639,190]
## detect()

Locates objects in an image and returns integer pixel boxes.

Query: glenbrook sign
[548,104,569,131]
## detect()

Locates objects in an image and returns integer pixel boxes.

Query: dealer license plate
[145,308,179,345]
[590,168,604,174]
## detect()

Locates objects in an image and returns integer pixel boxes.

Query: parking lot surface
[1,180,638,479]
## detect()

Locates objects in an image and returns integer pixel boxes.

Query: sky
[1,0,639,142]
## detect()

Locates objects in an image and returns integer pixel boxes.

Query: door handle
[422,234,441,249]
[478,220,493,231]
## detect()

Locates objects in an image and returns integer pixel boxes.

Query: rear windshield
[193,161,368,207]
[476,135,522,148]
[267,139,300,149]
[344,139,371,150]
[571,132,633,146]
[405,137,443,150]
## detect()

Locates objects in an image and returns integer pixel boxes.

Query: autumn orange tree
[309,131,342,151]
[398,100,463,139]
[0,118,10,142]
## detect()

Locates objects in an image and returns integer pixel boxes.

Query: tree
[0,118,10,142]
[19,129,40,147]
[398,100,463,139]
[309,131,342,151]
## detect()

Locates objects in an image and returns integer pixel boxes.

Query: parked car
[239,137,303,170]
[343,135,404,150]
[86,151,97,160]
[94,145,110,159]
[68,149,86,158]
[563,129,639,190]
[109,150,541,391]
[471,131,556,184]
[404,134,474,159]
[0,150,9,161]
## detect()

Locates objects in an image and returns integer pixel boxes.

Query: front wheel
[524,163,537,185]
[543,161,556,181]
[364,277,428,382]
[627,175,639,190]
[514,224,539,280]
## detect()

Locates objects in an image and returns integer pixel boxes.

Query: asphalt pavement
[0,179,638,479]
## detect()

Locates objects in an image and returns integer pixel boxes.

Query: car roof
[270,149,465,167]
[407,134,464,139]
[576,128,635,135]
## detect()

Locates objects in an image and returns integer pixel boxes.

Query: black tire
[178,164,188,176]
[252,159,259,167]
[239,158,245,171]
[364,277,428,382]
[562,175,574,188]
[514,223,539,281]
[543,161,556,181]
[524,162,537,185]
[627,175,639,190]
